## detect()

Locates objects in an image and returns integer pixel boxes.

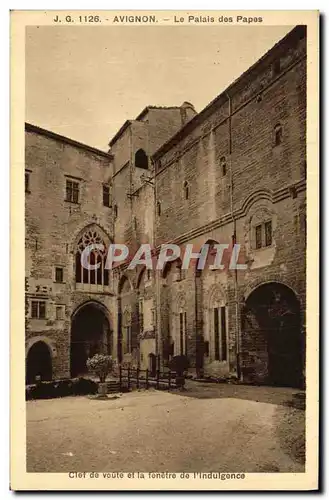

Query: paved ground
[26,382,305,473]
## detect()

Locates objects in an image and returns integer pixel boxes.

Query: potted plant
[86,354,113,396]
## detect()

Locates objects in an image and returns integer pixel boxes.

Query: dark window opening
[220,306,227,361]
[255,225,262,249]
[66,180,79,203]
[274,124,283,146]
[220,157,227,176]
[31,300,46,319]
[103,185,110,207]
[214,308,220,361]
[135,149,148,169]
[214,307,227,361]
[265,221,272,247]
[25,172,30,193]
[179,312,186,355]
[55,267,64,283]
[139,300,144,334]
[184,181,189,200]
[114,204,118,218]
[157,201,161,216]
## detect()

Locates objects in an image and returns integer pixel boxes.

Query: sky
[26,25,292,151]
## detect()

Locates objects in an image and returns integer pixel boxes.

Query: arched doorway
[242,282,303,387]
[70,302,112,378]
[26,341,52,384]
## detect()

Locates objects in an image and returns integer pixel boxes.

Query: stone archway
[241,282,303,387]
[70,301,112,378]
[26,341,52,384]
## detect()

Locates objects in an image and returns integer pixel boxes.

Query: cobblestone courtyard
[26,382,305,473]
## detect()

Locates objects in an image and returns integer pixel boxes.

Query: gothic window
[213,307,227,361]
[135,149,148,169]
[75,228,109,286]
[179,311,187,355]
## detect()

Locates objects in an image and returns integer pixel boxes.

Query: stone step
[106,381,121,393]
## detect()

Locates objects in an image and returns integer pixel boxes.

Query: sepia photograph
[10,10,319,491]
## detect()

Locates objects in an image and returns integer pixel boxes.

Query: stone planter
[98,382,108,396]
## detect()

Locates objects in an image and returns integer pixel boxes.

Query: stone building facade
[25,25,306,387]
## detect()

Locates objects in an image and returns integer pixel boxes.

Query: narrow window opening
[274,124,283,146]
[265,221,272,247]
[220,306,227,361]
[103,184,110,207]
[255,225,262,249]
[220,157,227,176]
[25,172,30,193]
[55,267,64,283]
[214,307,220,361]
[183,181,189,200]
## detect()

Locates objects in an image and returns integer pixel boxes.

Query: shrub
[86,354,113,383]
[25,377,98,400]
[72,377,98,395]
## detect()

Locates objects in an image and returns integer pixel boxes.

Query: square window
[55,267,64,283]
[66,180,79,203]
[56,306,64,321]
[103,185,110,207]
[255,225,262,249]
[265,221,272,247]
[31,300,46,319]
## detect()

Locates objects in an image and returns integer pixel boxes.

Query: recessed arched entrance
[70,301,112,378]
[242,282,303,387]
[26,341,52,384]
